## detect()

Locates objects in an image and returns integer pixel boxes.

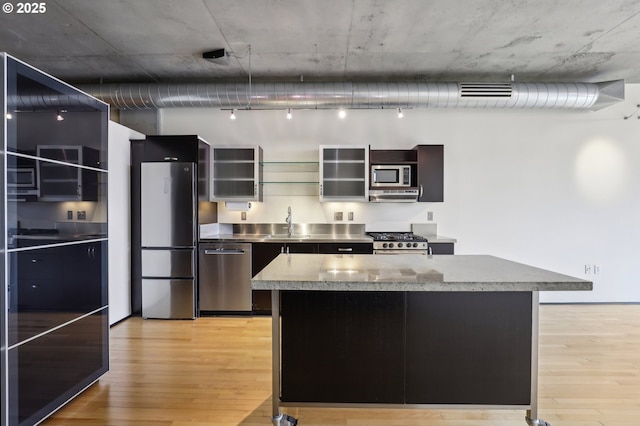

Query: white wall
[160,86,640,303]
[108,121,144,325]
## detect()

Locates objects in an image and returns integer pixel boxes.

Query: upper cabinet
[210,146,263,201]
[413,145,444,202]
[319,145,369,202]
[37,145,100,201]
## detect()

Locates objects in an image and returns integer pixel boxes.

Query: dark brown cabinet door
[414,144,444,202]
[428,242,454,255]
[281,291,405,403]
[317,242,373,254]
[251,242,319,314]
[405,292,532,404]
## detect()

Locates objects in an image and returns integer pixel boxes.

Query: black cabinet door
[414,144,444,202]
[428,242,454,255]
[250,243,282,314]
[251,242,318,314]
[405,292,532,405]
[317,242,373,254]
[281,291,405,403]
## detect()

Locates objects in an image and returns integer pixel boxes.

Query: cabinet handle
[280,246,285,253]
[419,184,423,198]
[428,246,433,255]
[286,246,290,255]
[164,157,178,161]
[337,248,353,252]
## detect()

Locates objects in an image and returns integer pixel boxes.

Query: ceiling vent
[459,82,513,98]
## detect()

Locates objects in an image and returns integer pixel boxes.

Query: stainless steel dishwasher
[198,242,252,313]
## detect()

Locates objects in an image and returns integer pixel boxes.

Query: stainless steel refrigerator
[141,162,197,319]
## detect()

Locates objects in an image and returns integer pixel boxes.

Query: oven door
[374,249,428,255]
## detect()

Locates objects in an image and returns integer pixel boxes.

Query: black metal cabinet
[413,144,444,202]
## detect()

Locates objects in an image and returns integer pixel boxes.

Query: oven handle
[373,250,428,255]
[337,247,353,252]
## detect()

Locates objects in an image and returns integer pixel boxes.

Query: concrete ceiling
[1,0,640,85]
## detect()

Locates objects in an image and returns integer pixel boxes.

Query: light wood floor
[44,304,640,426]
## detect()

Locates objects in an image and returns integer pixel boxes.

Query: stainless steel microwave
[7,167,36,188]
[371,165,411,187]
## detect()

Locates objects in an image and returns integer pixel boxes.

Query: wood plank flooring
[43,304,640,425]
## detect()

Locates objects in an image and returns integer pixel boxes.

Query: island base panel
[280,291,405,403]
[405,292,533,405]
[279,291,533,406]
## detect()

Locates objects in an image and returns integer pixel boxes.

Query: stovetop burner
[367,232,428,242]
[367,232,429,252]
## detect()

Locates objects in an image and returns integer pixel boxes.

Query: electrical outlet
[427,211,434,221]
[348,212,354,221]
[584,264,592,274]
[241,211,247,221]
[67,210,73,220]
[77,211,86,220]
[334,212,343,221]
[594,264,601,274]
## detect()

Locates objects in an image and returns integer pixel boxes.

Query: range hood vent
[79,79,624,111]
[459,82,513,98]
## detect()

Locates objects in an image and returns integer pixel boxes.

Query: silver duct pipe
[74,79,622,111]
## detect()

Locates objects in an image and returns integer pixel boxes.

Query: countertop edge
[251,280,593,292]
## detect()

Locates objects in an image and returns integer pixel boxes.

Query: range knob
[382,243,388,248]
[389,243,394,248]
[398,243,403,248]
[413,242,418,248]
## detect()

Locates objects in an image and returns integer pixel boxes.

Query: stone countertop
[199,233,374,243]
[251,254,593,292]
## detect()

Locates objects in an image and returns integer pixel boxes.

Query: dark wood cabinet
[251,242,319,314]
[279,290,533,406]
[317,242,373,254]
[405,292,532,404]
[281,291,405,403]
[428,242,454,255]
[413,144,444,202]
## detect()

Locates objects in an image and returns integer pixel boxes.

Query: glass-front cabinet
[210,146,263,201]
[319,145,369,202]
[2,53,109,426]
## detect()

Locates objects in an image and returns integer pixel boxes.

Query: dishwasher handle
[203,248,246,255]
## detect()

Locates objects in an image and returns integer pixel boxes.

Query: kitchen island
[252,254,592,426]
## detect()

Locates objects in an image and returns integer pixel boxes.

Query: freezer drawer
[199,243,252,312]
[142,279,195,319]
[141,248,194,278]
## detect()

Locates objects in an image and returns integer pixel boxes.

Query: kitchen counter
[199,233,373,243]
[252,253,591,292]
[256,253,591,426]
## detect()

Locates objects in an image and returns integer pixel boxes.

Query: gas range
[367,232,429,253]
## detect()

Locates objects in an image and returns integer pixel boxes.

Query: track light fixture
[397,108,404,118]
[286,108,292,120]
[56,110,65,121]
[338,109,346,119]
[230,109,236,120]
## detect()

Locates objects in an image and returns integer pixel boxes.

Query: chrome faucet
[285,206,293,237]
